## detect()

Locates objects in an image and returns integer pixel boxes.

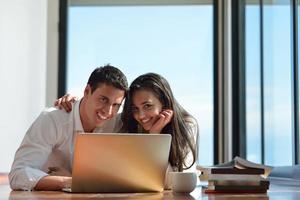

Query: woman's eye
[144,104,152,110]
[131,107,138,113]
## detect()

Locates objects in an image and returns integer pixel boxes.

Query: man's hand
[48,167,71,177]
[33,167,72,191]
[149,109,174,133]
[34,176,72,191]
[54,94,77,113]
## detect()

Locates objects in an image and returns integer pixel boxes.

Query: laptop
[66,133,171,193]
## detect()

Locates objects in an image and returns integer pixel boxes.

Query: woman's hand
[54,94,77,113]
[149,109,174,134]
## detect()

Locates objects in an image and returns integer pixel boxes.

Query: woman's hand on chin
[149,109,173,134]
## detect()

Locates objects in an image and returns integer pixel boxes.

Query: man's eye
[113,104,121,108]
[99,97,106,102]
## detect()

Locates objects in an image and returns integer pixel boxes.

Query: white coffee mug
[170,172,197,193]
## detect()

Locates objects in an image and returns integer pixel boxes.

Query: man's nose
[104,104,113,116]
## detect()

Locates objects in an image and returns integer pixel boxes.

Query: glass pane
[263,2,293,165]
[245,2,262,163]
[67,5,214,165]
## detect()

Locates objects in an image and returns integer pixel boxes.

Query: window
[245,2,262,164]
[66,2,214,165]
[245,0,294,166]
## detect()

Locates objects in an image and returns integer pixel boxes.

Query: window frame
[58,0,226,165]
[242,0,300,165]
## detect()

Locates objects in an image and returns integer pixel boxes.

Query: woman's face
[131,89,163,131]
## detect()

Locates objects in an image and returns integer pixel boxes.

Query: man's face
[83,83,125,128]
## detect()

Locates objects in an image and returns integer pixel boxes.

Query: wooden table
[2,174,300,200]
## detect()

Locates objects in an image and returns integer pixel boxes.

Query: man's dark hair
[87,64,128,93]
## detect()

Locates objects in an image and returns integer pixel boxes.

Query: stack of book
[197,157,273,193]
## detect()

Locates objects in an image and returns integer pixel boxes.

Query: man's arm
[9,110,67,191]
[34,176,71,191]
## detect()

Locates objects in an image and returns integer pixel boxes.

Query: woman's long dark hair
[121,73,198,171]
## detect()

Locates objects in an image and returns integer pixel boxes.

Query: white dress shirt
[9,99,122,191]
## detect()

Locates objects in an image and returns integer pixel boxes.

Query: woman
[121,73,198,172]
[55,73,199,187]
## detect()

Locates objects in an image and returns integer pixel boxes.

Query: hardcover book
[197,156,272,178]
[203,187,268,194]
[206,180,270,190]
[199,174,263,181]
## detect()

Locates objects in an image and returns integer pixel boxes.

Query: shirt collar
[74,99,84,132]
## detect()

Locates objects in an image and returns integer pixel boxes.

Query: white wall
[0,0,59,172]
[46,0,59,106]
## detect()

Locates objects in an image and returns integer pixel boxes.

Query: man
[9,65,128,191]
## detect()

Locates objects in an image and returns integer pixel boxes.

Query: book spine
[199,174,264,181]
[204,189,267,194]
[207,184,269,190]
[206,168,264,174]
[208,180,269,186]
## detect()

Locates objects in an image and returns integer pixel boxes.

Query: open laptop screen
[71,133,171,193]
